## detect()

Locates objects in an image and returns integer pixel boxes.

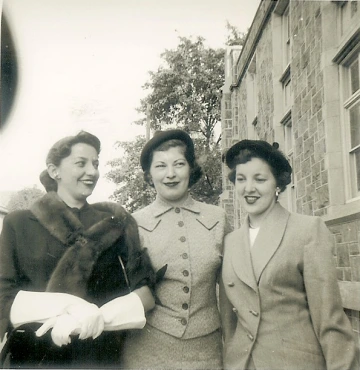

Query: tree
[225,21,248,46]
[132,36,225,206]
[7,186,44,212]
[190,137,223,205]
[107,31,248,211]
[135,36,224,150]
[105,136,156,213]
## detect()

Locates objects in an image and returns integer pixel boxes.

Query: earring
[54,173,61,180]
[275,187,280,198]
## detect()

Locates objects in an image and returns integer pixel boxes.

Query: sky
[0,0,261,202]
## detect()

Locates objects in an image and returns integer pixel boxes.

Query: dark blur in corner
[1,8,18,130]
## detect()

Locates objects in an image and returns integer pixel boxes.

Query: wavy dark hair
[144,139,202,188]
[228,148,292,193]
[39,131,101,192]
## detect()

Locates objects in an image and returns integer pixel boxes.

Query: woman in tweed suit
[220,139,359,370]
[122,129,229,369]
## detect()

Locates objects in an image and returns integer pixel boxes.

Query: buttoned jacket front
[133,196,229,339]
[220,203,359,370]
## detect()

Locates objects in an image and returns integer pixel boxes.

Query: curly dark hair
[144,139,202,188]
[39,131,101,192]
[228,148,292,193]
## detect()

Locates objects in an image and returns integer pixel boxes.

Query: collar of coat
[30,191,131,245]
[30,191,134,297]
[229,202,290,291]
[134,195,221,232]
[151,195,201,217]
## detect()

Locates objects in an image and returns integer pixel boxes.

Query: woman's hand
[36,302,104,346]
[36,314,79,346]
[65,302,104,340]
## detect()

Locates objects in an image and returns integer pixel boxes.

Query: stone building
[221,0,360,348]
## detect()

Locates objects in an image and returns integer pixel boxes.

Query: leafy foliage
[191,137,223,205]
[135,36,224,148]
[7,186,44,212]
[133,36,225,207]
[225,21,248,46]
[107,31,248,212]
[105,136,156,213]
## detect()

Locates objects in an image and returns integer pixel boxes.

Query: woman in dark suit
[220,139,359,370]
[0,131,155,368]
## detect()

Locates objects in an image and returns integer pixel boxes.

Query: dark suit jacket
[220,203,359,370]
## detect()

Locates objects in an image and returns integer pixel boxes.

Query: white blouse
[249,226,260,247]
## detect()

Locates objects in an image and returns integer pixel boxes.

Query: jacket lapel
[230,226,258,292]
[251,203,289,283]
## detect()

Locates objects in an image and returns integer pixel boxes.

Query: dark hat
[140,129,195,171]
[224,139,292,175]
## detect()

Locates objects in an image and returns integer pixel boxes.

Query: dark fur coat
[30,192,155,300]
[0,192,158,368]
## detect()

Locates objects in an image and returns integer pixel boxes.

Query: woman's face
[149,146,190,205]
[54,143,99,207]
[235,157,277,224]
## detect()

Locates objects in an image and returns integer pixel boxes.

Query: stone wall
[220,0,360,350]
[291,1,329,218]
[327,213,360,343]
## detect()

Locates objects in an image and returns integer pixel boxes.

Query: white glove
[35,302,104,346]
[65,302,104,340]
[100,292,146,331]
[36,314,80,347]
[10,290,88,328]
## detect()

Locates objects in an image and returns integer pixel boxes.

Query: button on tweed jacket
[133,196,230,339]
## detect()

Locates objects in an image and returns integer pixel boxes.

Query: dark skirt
[4,324,124,369]
[122,324,222,369]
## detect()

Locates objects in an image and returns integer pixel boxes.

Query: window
[339,1,359,38]
[344,52,360,197]
[351,1,358,17]
[349,101,360,194]
[279,65,292,113]
[350,57,359,94]
[281,112,296,211]
[246,54,258,139]
[280,5,292,113]
[250,117,259,140]
[282,6,290,68]
[283,72,292,111]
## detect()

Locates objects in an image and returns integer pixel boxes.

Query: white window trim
[339,53,360,200]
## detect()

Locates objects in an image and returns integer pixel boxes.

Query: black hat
[140,129,195,171]
[224,139,292,175]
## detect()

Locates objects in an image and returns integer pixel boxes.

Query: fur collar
[30,192,135,298]
[30,191,131,245]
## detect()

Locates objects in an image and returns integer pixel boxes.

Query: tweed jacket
[0,192,153,367]
[220,203,359,370]
[133,195,229,339]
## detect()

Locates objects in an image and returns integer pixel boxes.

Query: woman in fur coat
[0,131,157,368]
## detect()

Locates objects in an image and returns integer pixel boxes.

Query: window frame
[342,51,360,199]
[280,111,296,211]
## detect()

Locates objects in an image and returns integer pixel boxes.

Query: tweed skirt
[121,324,222,369]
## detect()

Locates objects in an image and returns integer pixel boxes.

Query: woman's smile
[244,195,259,204]
[163,181,180,187]
[150,146,190,205]
[235,157,277,225]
